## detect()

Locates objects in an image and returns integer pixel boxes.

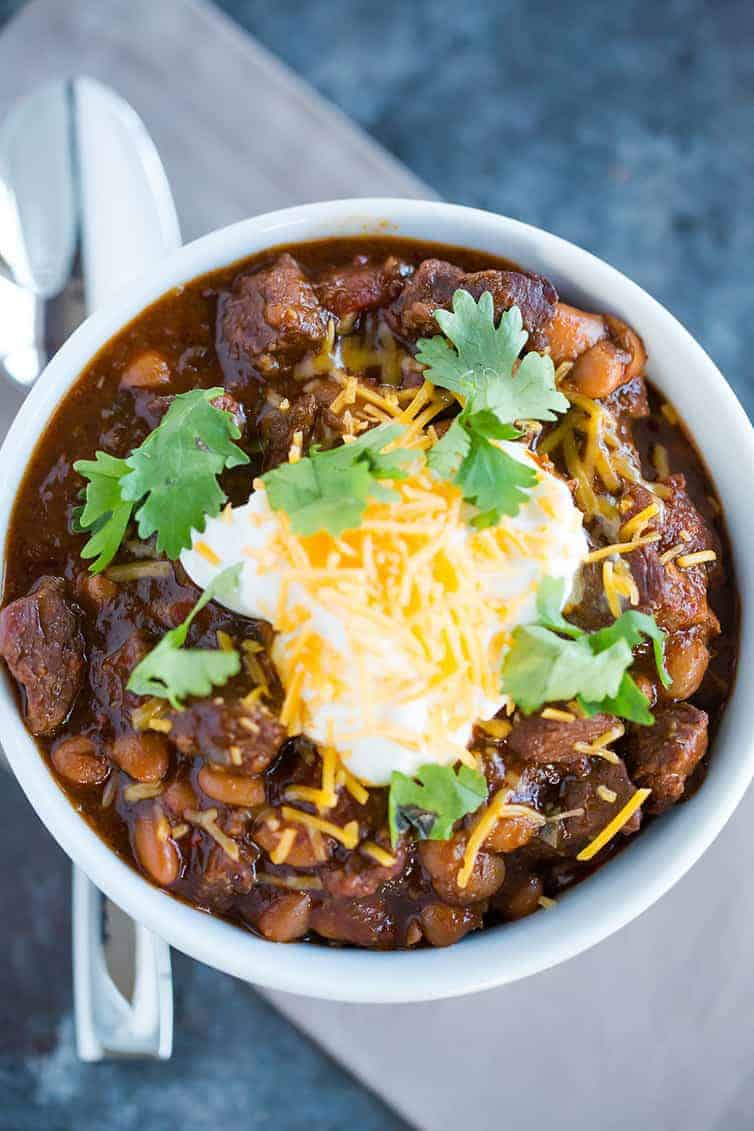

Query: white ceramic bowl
[0,199,752,1003]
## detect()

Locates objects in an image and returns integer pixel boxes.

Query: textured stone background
[1,0,752,1127]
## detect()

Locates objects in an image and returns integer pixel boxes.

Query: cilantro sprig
[418,292,568,526]
[261,422,414,536]
[127,565,242,709]
[74,388,249,571]
[500,577,671,725]
[388,763,488,847]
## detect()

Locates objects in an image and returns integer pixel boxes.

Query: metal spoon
[0,81,78,382]
[0,77,179,1060]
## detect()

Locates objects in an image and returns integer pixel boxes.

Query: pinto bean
[110,733,169,782]
[77,573,118,608]
[660,631,710,701]
[420,903,481,947]
[133,814,180,887]
[120,350,171,389]
[566,338,631,399]
[548,304,646,398]
[547,302,606,363]
[484,813,540,853]
[419,834,505,906]
[256,892,311,942]
[504,874,545,920]
[605,315,646,381]
[197,765,265,808]
[52,736,109,785]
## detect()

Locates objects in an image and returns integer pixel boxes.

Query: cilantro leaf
[587,610,671,689]
[500,576,669,724]
[535,575,584,639]
[456,420,537,528]
[388,763,488,847]
[121,388,248,559]
[127,565,242,709]
[72,452,134,573]
[426,418,470,479]
[428,410,536,527]
[416,291,568,422]
[580,672,655,727]
[501,625,633,714]
[262,422,413,536]
[419,292,568,524]
[74,389,248,571]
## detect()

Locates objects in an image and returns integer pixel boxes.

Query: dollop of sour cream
[181,442,586,785]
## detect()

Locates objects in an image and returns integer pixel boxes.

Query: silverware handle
[70,75,182,1062]
[73,867,173,1060]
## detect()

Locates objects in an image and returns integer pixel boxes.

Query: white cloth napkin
[1,4,750,1129]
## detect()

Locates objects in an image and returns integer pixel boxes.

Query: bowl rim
[1,197,752,1003]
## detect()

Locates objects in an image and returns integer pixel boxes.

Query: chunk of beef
[169,696,286,776]
[389,258,463,339]
[556,758,641,855]
[258,382,351,471]
[253,809,334,867]
[388,258,558,349]
[624,477,721,638]
[89,630,150,730]
[507,712,617,764]
[309,895,400,949]
[625,703,708,813]
[462,268,559,351]
[216,253,328,389]
[315,256,405,321]
[603,375,650,422]
[193,842,256,912]
[322,834,406,899]
[259,392,318,471]
[0,576,85,735]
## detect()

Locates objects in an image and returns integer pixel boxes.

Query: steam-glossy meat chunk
[625,703,708,813]
[217,252,327,386]
[389,258,558,349]
[316,256,405,320]
[0,577,85,735]
[507,712,617,764]
[169,696,286,775]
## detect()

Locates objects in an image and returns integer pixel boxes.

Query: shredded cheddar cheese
[576,788,651,861]
[244,457,577,776]
[281,805,360,850]
[257,873,323,891]
[585,532,660,563]
[676,550,717,568]
[361,841,397,868]
[541,707,576,723]
[194,540,221,566]
[269,827,297,865]
[620,502,659,541]
[458,791,545,889]
[184,808,240,861]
